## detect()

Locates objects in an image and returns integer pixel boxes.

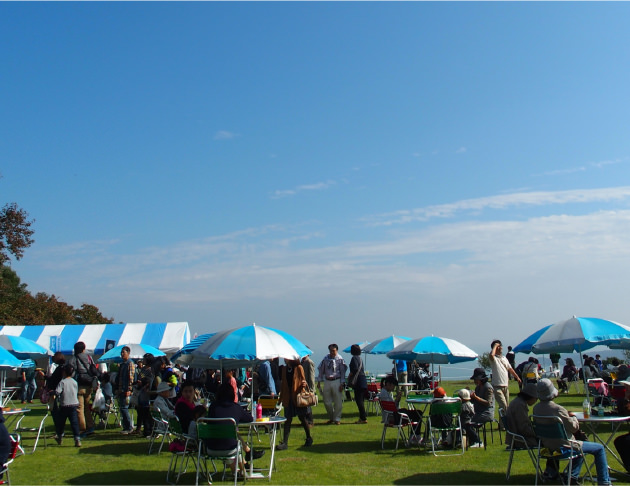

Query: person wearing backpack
[67,341,99,437]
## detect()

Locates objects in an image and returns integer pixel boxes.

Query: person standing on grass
[20,365,40,404]
[317,343,346,425]
[46,352,66,440]
[348,344,368,424]
[489,339,521,427]
[54,364,82,447]
[276,358,313,450]
[116,346,136,434]
[66,341,99,437]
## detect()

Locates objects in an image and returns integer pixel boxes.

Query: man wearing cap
[533,378,611,485]
[489,340,521,428]
[316,344,347,425]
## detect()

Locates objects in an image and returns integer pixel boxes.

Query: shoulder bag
[296,383,318,408]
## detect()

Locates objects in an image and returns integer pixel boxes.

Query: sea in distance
[306,346,628,383]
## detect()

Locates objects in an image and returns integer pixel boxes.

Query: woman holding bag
[348,344,368,424]
[276,358,313,451]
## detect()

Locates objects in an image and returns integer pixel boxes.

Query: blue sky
[3,2,630,366]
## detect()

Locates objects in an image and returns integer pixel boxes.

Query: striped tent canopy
[0,322,190,356]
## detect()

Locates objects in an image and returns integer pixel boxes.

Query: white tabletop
[574,411,630,423]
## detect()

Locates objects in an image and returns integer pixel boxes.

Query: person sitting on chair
[378,376,423,444]
[207,382,264,471]
[533,378,611,485]
[557,358,578,394]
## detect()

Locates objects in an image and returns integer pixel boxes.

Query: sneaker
[75,439,82,447]
[55,436,63,445]
[85,428,95,436]
[304,437,313,447]
[354,420,368,424]
[470,442,484,448]
[275,442,288,451]
[120,429,133,435]
[247,449,265,460]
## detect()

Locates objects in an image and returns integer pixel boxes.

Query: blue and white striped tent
[0,322,190,356]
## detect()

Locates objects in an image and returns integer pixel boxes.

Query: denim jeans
[571,440,610,484]
[57,405,81,440]
[21,378,36,402]
[119,395,133,431]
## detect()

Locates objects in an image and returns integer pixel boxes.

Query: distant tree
[74,303,114,324]
[478,352,491,371]
[0,202,35,265]
[0,266,114,325]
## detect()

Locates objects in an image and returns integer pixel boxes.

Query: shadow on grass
[393,470,533,485]
[68,469,165,485]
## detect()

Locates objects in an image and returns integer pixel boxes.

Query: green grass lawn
[8,381,630,485]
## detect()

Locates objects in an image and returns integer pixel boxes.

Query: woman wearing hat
[470,368,494,424]
[153,381,176,421]
[533,378,611,485]
[505,383,538,448]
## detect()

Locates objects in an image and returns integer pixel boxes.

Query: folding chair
[427,398,464,456]
[166,416,197,485]
[365,383,381,415]
[470,417,502,450]
[567,375,582,394]
[0,434,21,486]
[379,399,420,450]
[196,417,243,486]
[257,395,281,418]
[587,379,611,407]
[531,414,592,486]
[12,405,49,454]
[499,408,540,481]
[148,407,171,455]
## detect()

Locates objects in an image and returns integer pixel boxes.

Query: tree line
[1,176,114,325]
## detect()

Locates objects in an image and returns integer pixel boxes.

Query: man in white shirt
[316,344,347,425]
[489,339,521,427]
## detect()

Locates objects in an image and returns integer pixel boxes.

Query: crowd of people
[6,337,630,485]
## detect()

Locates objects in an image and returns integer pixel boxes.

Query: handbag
[296,384,318,408]
[348,358,363,388]
[40,386,51,404]
[129,388,140,407]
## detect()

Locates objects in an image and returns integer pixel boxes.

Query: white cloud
[271,180,336,199]
[213,130,239,140]
[362,186,630,226]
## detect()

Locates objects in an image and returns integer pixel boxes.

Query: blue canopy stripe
[512,325,553,354]
[0,323,190,355]
[171,333,216,362]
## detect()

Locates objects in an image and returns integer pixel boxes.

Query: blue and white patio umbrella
[513,316,630,398]
[362,335,412,355]
[387,336,478,365]
[513,316,630,355]
[98,343,165,363]
[191,324,312,369]
[0,347,25,370]
[0,335,52,359]
[171,333,217,367]
[342,341,371,353]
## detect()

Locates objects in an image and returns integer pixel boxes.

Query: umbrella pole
[579,347,589,400]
